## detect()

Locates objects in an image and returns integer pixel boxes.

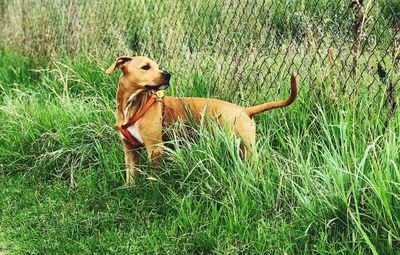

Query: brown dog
[106,56,297,186]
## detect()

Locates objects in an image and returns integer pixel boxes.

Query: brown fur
[107,56,297,186]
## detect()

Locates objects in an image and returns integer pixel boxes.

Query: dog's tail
[245,73,297,118]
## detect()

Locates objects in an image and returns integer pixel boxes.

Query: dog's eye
[141,64,151,70]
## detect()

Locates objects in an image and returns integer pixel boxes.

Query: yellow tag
[156,90,165,98]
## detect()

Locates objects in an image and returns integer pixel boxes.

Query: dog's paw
[125,170,136,187]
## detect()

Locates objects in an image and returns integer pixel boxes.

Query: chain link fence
[1,0,399,120]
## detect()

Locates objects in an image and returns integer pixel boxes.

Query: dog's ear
[106,56,133,74]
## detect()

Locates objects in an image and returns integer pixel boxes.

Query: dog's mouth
[144,83,169,91]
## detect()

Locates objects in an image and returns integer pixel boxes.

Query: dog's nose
[163,71,171,80]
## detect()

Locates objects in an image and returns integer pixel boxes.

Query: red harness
[117,92,163,147]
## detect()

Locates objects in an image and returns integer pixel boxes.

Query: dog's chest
[121,92,144,144]
[126,124,143,144]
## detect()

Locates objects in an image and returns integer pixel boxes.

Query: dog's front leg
[122,141,139,186]
[142,131,164,168]
[141,120,164,168]
[145,142,164,168]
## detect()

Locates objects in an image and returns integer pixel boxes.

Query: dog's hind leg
[235,118,257,160]
[239,134,256,159]
[123,141,140,187]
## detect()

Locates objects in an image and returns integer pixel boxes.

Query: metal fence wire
[1,0,399,121]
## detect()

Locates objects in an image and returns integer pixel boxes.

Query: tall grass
[0,47,399,254]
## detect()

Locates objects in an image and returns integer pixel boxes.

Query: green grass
[0,1,399,253]
[0,47,399,254]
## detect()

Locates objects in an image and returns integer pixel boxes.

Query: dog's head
[106,56,171,91]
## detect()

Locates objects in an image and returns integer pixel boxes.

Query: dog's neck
[116,84,151,125]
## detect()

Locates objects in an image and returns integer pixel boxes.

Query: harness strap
[117,92,164,147]
[117,126,138,145]
[122,94,158,129]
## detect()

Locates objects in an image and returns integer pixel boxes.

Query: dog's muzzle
[144,71,171,91]
[145,83,169,91]
[144,82,170,91]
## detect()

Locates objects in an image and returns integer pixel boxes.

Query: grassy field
[1,0,400,254]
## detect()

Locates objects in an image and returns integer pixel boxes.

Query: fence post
[393,34,399,71]
[350,0,365,76]
[389,35,398,121]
